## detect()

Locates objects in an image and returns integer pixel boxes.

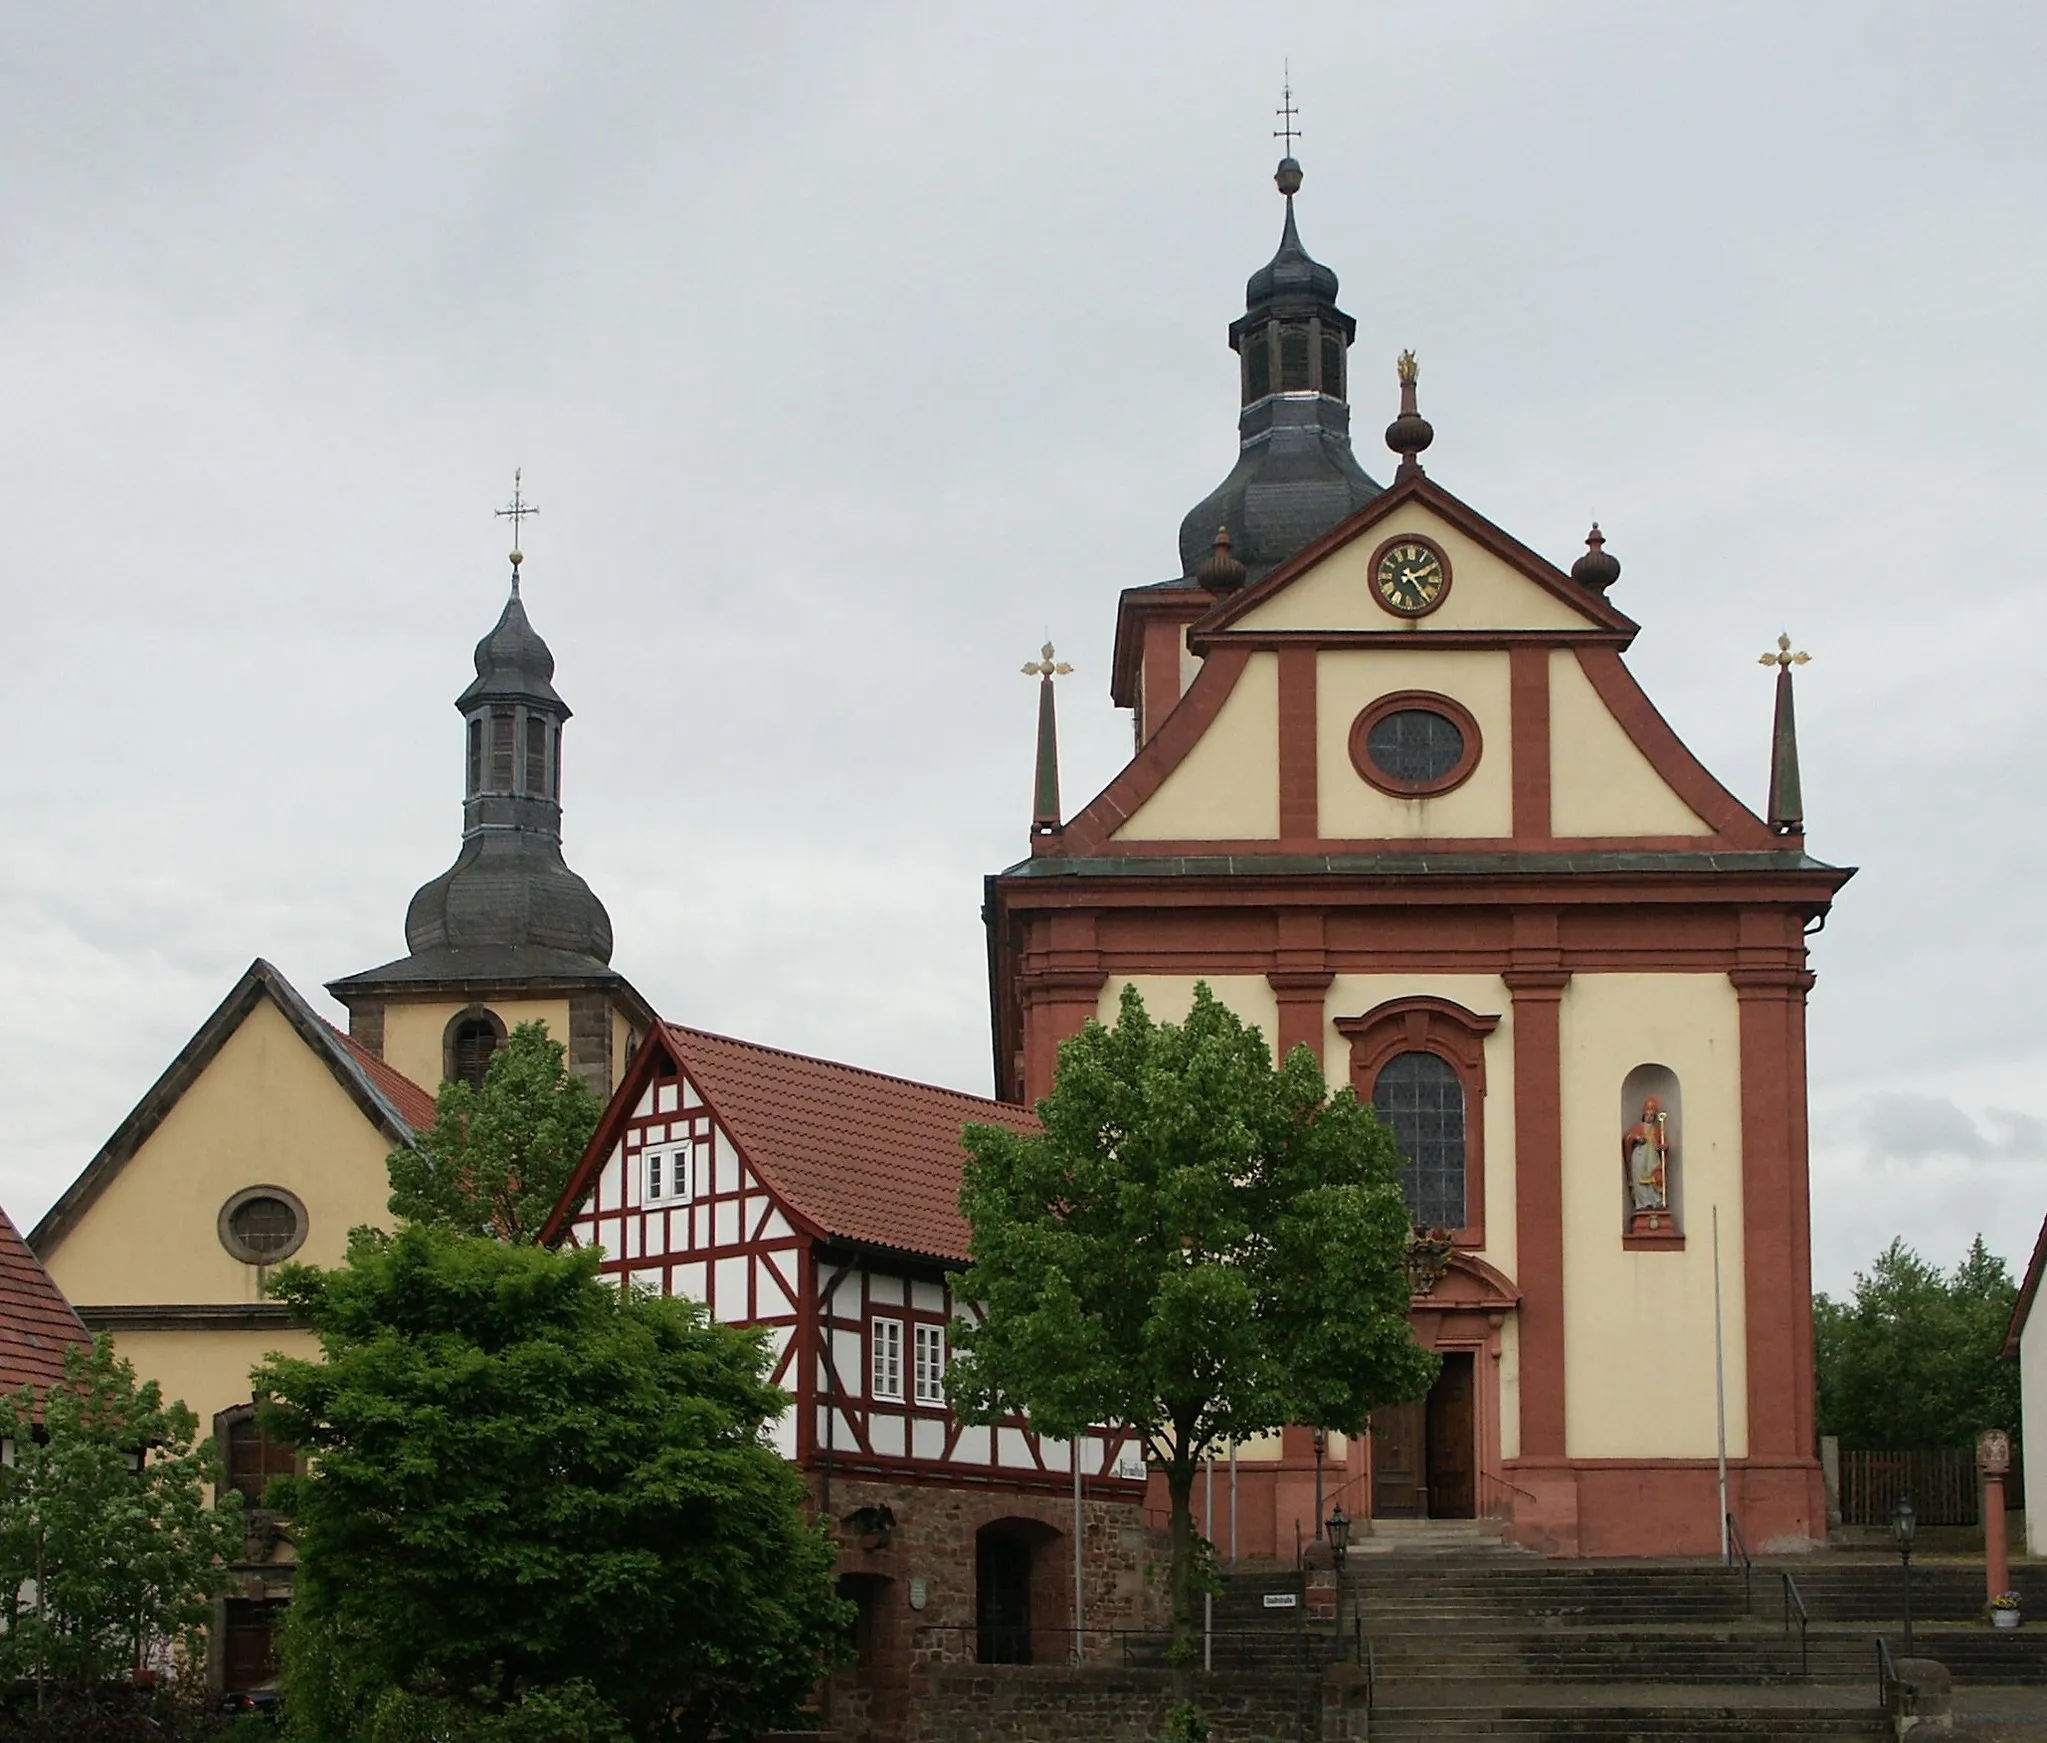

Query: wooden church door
[1371,1353,1477,1520]
[1425,1352,1477,1519]
[1370,1401,1426,1517]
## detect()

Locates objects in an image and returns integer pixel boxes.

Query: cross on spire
[1021,642,1074,682]
[495,468,539,589]
[1758,632,1810,670]
[1273,71,1301,156]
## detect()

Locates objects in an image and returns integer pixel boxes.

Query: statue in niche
[1622,1095,1673,1233]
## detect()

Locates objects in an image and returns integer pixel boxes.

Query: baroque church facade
[986,155,1849,1558]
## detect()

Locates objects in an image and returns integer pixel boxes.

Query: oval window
[1348,692,1482,798]
[218,1187,308,1265]
[1367,709,1464,786]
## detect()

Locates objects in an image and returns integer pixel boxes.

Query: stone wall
[816,1473,1170,1742]
[905,1665,1363,1743]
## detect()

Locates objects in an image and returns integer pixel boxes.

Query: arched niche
[1620,1062,1683,1248]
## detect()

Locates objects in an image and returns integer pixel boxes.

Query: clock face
[1373,539,1450,617]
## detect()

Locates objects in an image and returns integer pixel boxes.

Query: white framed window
[644,1146,691,1206]
[913,1323,946,1407]
[870,1317,903,1402]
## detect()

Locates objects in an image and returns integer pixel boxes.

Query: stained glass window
[1366,709,1464,788]
[1372,1051,1466,1230]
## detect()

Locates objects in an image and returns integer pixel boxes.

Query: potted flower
[1991,1590,2021,1630]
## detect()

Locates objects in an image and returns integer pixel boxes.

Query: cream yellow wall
[43,999,398,1308]
[1232,509,1594,636]
[377,996,575,1095]
[1548,650,1714,837]
[1323,974,1517,1282]
[1117,653,1280,841]
[1316,649,1514,839]
[105,1328,321,1471]
[1097,975,1281,1054]
[1558,972,1747,1459]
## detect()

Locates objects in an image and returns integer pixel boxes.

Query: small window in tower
[489,711,515,789]
[524,715,547,795]
[1279,324,1311,390]
[1244,326,1271,401]
[452,1016,503,1089]
[1320,330,1344,398]
[466,718,483,796]
[549,724,561,798]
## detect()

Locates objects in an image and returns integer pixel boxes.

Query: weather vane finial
[1274,67,1301,157]
[495,468,539,592]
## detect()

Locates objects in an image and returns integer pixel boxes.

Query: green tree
[387,1020,602,1243]
[1814,1234,2021,1450]
[0,1335,242,1707]
[951,982,1437,1641]
[254,1224,848,1743]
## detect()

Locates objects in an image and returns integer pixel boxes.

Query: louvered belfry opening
[452,1016,501,1089]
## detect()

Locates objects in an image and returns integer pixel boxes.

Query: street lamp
[1892,1495,1916,1655]
[1327,1504,1351,1660]
[1312,1426,1328,1539]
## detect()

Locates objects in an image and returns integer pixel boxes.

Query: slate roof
[0,1202,90,1411]
[553,1021,1041,1264]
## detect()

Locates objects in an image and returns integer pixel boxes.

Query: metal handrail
[1780,1571,1809,1678]
[1363,1633,1376,1716]
[1724,1512,1753,1616]
[1876,1633,1899,1712]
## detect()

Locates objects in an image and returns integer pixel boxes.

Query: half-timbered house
[544,1020,1159,1738]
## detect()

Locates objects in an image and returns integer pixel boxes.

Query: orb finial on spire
[495,467,539,593]
[1386,350,1434,479]
[1273,69,1303,194]
[1571,523,1622,592]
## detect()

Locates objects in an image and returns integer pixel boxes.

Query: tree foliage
[1813,1235,2021,1450]
[387,1020,602,1243]
[0,1336,241,1704]
[951,983,1437,1638]
[254,1224,847,1742]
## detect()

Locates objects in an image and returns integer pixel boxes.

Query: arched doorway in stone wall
[975,1517,1062,1664]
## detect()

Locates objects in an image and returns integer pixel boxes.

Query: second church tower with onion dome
[987,131,1851,1563]
[330,512,653,1098]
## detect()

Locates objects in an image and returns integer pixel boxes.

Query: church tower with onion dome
[330,493,652,1096]
[987,125,1850,1562]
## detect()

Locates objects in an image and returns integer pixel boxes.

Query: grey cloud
[1849,1095,2047,1166]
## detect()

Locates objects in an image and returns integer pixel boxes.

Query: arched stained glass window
[1372,1050,1466,1230]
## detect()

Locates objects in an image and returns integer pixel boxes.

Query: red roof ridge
[660,1019,1033,1119]
[322,1019,440,1135]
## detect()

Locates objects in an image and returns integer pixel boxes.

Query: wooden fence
[1837,1449,1988,1527]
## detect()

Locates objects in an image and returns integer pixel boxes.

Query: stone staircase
[1203,1553,2047,1740]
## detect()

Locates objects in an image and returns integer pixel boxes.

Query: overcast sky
[4,3,2042,1299]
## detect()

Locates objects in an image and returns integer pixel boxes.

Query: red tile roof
[668,1024,1041,1262]
[0,1203,89,1412]
[554,1021,1040,1263]
[327,1023,441,1135]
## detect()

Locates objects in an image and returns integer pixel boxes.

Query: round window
[218,1187,308,1265]
[1367,710,1464,786]
[1347,692,1483,798]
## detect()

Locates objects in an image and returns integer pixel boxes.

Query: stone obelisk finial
[1758,634,1812,835]
[1022,643,1074,838]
